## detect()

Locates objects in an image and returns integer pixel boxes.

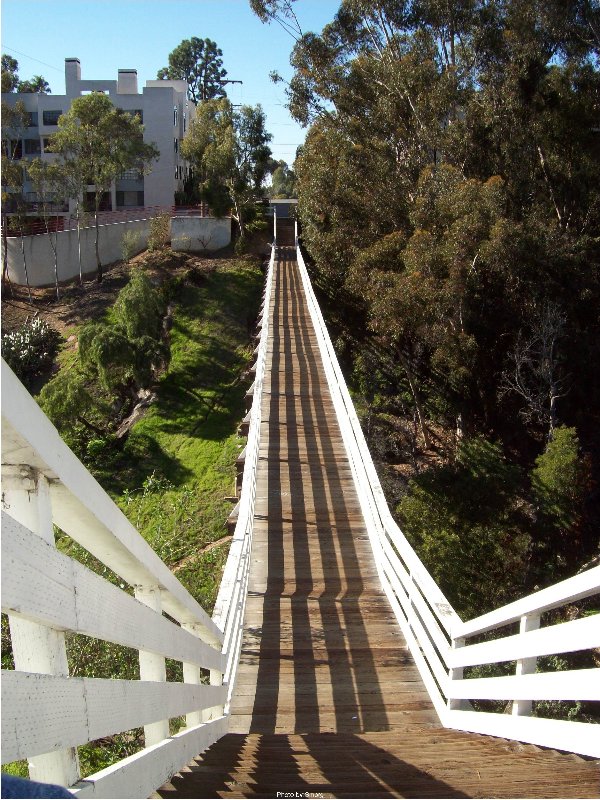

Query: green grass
[96,258,263,609]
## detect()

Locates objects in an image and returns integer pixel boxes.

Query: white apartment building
[2,57,195,210]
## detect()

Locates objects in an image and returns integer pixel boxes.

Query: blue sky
[1,0,340,164]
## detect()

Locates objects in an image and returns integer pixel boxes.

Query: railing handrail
[3,205,227,238]
[212,246,275,711]
[293,232,600,758]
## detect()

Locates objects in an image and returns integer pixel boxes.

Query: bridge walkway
[159,249,599,798]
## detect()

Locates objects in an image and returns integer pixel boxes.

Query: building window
[120,168,143,181]
[24,138,42,155]
[116,190,144,208]
[183,111,187,132]
[42,110,62,126]
[173,106,178,126]
[129,109,143,123]
[42,138,53,152]
[174,138,179,154]
[27,112,38,127]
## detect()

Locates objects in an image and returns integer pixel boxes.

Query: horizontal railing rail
[294,231,600,759]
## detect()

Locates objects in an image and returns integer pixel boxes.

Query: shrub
[147,212,171,251]
[1,316,60,386]
[397,436,530,619]
[121,229,142,261]
[79,272,168,394]
[531,426,585,530]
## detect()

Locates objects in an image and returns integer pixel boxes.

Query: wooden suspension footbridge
[1,220,599,798]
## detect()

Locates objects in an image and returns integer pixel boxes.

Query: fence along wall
[4,215,232,288]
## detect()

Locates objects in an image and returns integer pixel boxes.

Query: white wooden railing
[0,248,275,797]
[294,227,600,758]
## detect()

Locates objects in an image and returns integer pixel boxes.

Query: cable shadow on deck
[245,257,413,736]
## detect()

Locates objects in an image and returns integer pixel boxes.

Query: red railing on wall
[3,204,218,238]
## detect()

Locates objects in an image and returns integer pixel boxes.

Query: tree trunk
[397,349,431,449]
[76,200,83,285]
[1,212,13,297]
[94,202,102,283]
[19,228,32,304]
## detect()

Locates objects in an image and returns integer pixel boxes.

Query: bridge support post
[2,467,80,788]
[134,585,171,745]
[512,613,540,716]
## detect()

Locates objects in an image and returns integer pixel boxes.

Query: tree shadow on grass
[103,430,194,494]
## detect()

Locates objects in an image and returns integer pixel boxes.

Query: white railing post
[181,622,224,725]
[448,636,468,711]
[134,585,170,745]
[181,623,203,728]
[512,613,540,716]
[2,466,80,787]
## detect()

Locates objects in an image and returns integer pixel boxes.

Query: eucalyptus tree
[181,98,273,240]
[1,54,19,92]
[26,158,69,299]
[48,93,159,282]
[17,76,51,94]
[1,54,51,93]
[157,37,228,102]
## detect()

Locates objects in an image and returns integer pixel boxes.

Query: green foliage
[147,212,171,251]
[527,426,592,584]
[1,100,29,196]
[121,229,142,261]
[157,37,227,103]
[17,75,50,94]
[1,316,60,387]
[269,160,297,198]
[79,271,168,393]
[2,54,50,94]
[181,98,273,238]
[39,367,97,428]
[532,427,584,530]
[114,269,164,340]
[286,0,600,602]
[397,437,530,619]
[1,53,19,92]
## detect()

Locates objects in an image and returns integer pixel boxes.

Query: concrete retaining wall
[4,216,232,287]
[170,217,231,253]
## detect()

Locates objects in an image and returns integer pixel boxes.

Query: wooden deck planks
[159,253,599,799]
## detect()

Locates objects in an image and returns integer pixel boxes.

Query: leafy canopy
[157,37,227,102]
[182,98,273,236]
[2,54,50,93]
